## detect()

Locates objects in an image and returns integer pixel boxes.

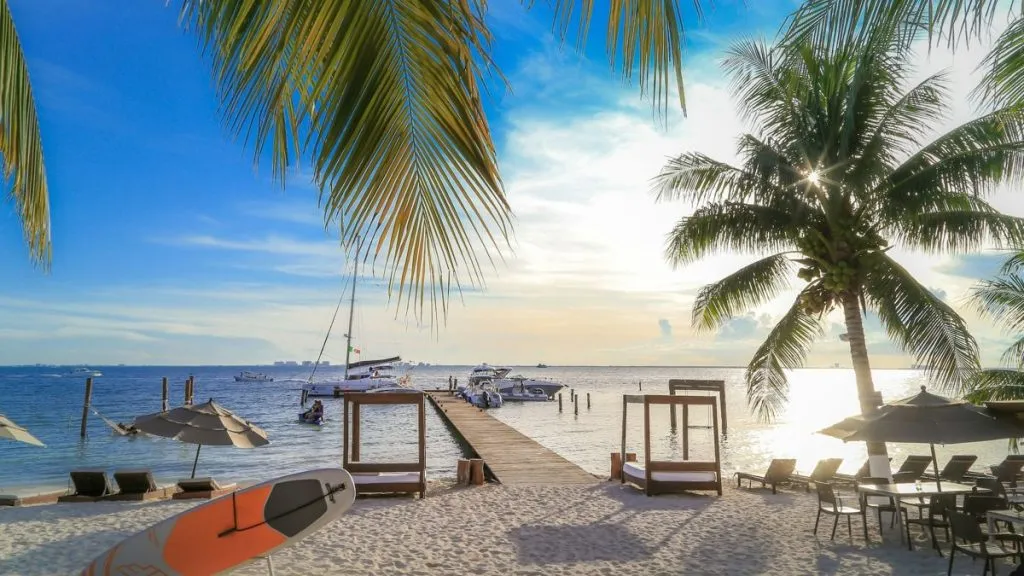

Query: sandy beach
[0,480,989,575]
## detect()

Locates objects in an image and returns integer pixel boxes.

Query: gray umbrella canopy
[133,399,268,477]
[0,414,45,447]
[820,386,1024,487]
[821,387,1024,444]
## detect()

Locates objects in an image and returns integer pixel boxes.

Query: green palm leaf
[972,273,1024,333]
[895,198,1024,253]
[0,0,49,266]
[692,253,794,333]
[664,202,798,266]
[966,369,1024,402]
[745,288,825,422]
[865,254,980,394]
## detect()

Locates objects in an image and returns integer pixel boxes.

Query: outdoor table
[987,509,1024,545]
[856,481,986,546]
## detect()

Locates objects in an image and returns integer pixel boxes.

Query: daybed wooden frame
[668,379,728,436]
[620,394,722,496]
[343,391,427,498]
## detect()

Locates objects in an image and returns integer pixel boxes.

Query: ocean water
[0,365,1016,493]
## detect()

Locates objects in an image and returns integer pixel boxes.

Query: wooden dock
[426,391,597,485]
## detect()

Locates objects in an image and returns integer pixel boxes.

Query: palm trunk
[841,292,890,477]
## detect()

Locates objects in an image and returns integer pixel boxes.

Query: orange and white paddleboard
[81,468,355,576]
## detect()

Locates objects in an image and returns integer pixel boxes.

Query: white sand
[0,481,1000,575]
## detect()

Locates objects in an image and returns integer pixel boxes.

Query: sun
[807,169,821,187]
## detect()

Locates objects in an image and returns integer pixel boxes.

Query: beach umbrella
[0,414,44,447]
[132,398,268,478]
[819,386,1024,488]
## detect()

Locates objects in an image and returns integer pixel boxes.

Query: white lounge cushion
[623,461,718,483]
[351,472,421,485]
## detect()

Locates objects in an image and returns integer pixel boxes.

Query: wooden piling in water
[587,392,591,410]
[573,394,579,415]
[161,377,168,412]
[79,377,93,438]
[558,393,563,412]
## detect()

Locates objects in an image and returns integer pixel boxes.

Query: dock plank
[425,391,597,485]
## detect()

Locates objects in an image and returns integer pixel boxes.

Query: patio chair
[902,493,955,556]
[735,459,797,494]
[57,469,114,503]
[962,494,1024,552]
[789,458,844,492]
[813,482,868,542]
[858,476,905,535]
[947,509,1022,575]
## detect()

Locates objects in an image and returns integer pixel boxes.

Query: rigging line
[309,264,356,385]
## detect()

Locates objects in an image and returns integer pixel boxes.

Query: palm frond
[535,1,701,116]
[745,288,825,422]
[653,152,796,206]
[894,196,1024,253]
[1000,335,1024,368]
[1000,250,1024,274]
[665,202,798,266]
[180,0,511,323]
[974,14,1024,107]
[966,368,1024,403]
[692,253,794,333]
[0,0,50,266]
[865,254,980,395]
[971,273,1024,333]
[878,104,1024,214]
[780,0,1008,53]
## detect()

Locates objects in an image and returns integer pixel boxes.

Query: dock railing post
[79,377,93,438]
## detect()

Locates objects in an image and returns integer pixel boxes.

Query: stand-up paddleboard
[81,468,355,576]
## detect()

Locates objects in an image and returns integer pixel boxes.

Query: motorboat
[298,411,325,425]
[65,367,102,377]
[464,364,564,398]
[502,377,553,402]
[234,371,273,382]
[537,362,548,368]
[462,381,503,409]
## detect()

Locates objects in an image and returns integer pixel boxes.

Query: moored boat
[235,371,273,382]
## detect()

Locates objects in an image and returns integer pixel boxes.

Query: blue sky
[1,1,1017,367]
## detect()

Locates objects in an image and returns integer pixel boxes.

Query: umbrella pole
[192,440,201,477]
[930,443,941,491]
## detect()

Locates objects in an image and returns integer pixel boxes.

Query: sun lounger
[57,469,114,503]
[103,469,173,502]
[833,458,893,486]
[735,459,797,494]
[965,455,1024,483]
[919,455,977,483]
[0,491,64,507]
[789,458,844,492]
[894,455,933,479]
[171,477,237,500]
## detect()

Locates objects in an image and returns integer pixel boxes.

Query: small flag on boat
[349,346,361,354]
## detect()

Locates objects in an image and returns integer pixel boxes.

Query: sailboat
[302,240,407,398]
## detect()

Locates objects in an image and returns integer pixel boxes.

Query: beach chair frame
[620,394,722,496]
[342,391,427,498]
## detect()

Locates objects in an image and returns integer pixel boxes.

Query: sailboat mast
[342,237,361,379]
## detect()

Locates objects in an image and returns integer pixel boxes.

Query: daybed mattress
[351,472,422,485]
[623,461,718,483]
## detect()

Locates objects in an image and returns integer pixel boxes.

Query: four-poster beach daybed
[620,394,723,496]
[343,391,427,498]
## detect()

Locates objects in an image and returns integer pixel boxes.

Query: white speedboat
[462,381,503,409]
[234,370,273,382]
[464,364,564,398]
[65,367,102,377]
[501,377,553,402]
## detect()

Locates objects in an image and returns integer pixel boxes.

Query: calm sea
[0,365,1014,494]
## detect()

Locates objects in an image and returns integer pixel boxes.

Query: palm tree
[653,23,1024,465]
[3,0,704,323]
[966,252,1024,402]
